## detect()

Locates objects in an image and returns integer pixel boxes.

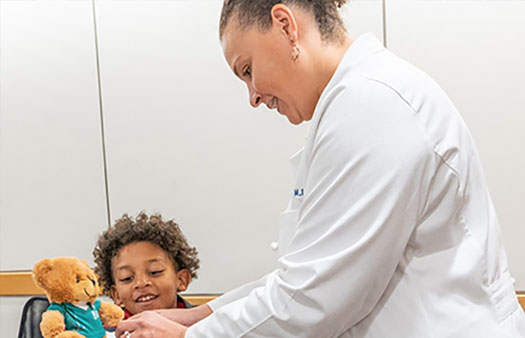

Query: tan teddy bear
[32,257,124,338]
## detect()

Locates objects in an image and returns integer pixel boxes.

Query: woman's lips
[276,98,284,115]
[268,97,278,110]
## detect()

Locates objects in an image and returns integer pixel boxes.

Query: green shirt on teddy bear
[47,299,106,338]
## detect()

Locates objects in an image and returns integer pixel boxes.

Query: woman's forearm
[155,304,213,327]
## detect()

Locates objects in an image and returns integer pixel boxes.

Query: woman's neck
[315,35,353,97]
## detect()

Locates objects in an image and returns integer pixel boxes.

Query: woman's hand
[154,304,213,327]
[115,311,187,338]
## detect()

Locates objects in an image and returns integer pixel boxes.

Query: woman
[116,1,525,337]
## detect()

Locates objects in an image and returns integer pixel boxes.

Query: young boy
[93,212,200,319]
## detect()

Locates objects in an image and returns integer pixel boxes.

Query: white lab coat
[186,33,525,337]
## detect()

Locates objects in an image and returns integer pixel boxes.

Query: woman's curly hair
[93,212,199,295]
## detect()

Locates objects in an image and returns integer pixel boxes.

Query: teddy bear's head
[33,257,101,304]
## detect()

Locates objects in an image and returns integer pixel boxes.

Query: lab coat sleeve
[186,78,436,337]
[206,273,270,311]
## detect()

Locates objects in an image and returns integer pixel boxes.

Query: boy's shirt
[47,299,106,338]
[122,295,194,320]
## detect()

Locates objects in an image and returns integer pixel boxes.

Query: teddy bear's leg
[55,331,87,338]
[40,310,66,338]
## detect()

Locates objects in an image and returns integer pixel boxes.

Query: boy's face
[110,241,191,315]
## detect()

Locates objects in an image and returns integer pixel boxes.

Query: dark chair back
[17,296,49,338]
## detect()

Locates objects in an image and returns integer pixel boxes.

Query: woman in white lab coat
[116,1,525,337]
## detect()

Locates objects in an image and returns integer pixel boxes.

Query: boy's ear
[176,269,191,292]
[110,285,123,307]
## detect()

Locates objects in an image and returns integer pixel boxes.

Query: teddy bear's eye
[76,277,80,283]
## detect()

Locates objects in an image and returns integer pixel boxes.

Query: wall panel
[0,0,108,334]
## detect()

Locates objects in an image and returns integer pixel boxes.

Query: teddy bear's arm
[98,301,124,327]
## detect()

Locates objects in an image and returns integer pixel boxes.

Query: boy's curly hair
[93,212,199,294]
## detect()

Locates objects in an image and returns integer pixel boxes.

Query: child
[93,212,200,319]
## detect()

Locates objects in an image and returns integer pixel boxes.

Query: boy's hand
[116,311,187,338]
[154,304,213,327]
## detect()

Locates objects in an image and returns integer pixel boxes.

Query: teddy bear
[32,257,124,338]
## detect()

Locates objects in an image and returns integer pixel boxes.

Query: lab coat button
[270,242,279,251]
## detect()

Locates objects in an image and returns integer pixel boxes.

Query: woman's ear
[110,285,123,307]
[176,269,191,292]
[271,4,299,41]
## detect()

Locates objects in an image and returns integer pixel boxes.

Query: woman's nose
[248,85,262,108]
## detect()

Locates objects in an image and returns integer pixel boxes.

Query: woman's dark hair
[219,0,348,42]
[93,212,200,294]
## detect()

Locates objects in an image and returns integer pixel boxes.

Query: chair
[17,296,49,338]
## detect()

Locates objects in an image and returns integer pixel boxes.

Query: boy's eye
[150,270,164,276]
[242,66,251,77]
[119,276,132,283]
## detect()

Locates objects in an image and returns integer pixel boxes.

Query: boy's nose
[134,275,152,288]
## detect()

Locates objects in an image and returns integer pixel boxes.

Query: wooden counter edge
[1,271,524,309]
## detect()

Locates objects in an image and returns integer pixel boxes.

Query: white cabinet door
[94,0,384,293]
[386,0,525,288]
[0,0,108,270]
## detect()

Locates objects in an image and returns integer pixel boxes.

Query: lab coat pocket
[278,209,299,256]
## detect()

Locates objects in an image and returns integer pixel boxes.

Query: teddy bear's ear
[32,258,54,290]
[79,259,90,269]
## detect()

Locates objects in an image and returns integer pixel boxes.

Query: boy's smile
[110,241,190,315]
[136,294,158,303]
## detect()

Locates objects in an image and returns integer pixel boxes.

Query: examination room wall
[0,0,523,336]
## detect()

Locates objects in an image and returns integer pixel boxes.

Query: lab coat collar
[305,33,385,147]
[289,147,304,175]
[313,32,384,120]
[341,32,385,69]
[290,33,385,177]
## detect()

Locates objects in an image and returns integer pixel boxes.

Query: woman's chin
[285,113,304,125]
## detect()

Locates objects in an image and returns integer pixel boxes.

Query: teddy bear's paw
[55,331,87,338]
[99,302,125,327]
